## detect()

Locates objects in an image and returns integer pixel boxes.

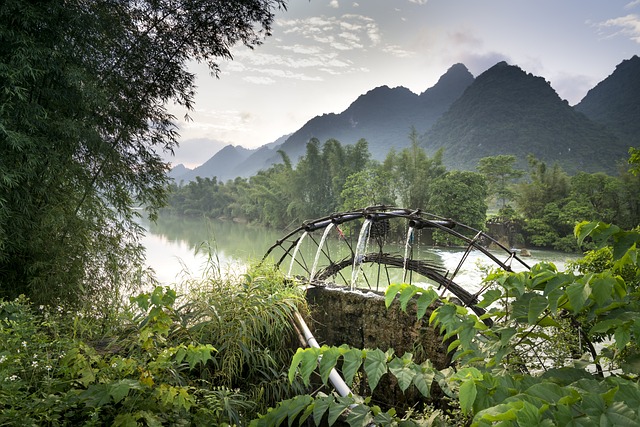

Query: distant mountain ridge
[171,56,639,182]
[425,61,627,174]
[575,55,640,147]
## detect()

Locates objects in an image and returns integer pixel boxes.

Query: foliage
[0,265,306,425]
[254,222,640,426]
[0,0,286,306]
[477,154,524,208]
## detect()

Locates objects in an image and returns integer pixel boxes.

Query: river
[141,215,581,291]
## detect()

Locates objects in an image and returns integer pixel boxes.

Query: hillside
[172,57,639,183]
[175,144,253,183]
[270,63,475,163]
[425,61,627,174]
[575,55,640,147]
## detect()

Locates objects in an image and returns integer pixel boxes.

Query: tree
[428,171,487,243]
[0,0,287,305]
[384,128,446,209]
[477,154,524,209]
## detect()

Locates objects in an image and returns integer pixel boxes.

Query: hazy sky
[168,0,640,168]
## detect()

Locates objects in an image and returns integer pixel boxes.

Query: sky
[168,0,640,168]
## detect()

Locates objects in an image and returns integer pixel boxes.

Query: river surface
[141,215,580,291]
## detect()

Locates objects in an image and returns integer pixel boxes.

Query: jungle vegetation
[164,136,640,252]
[3,1,640,425]
[0,0,287,306]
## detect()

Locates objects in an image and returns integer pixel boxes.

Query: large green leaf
[459,379,477,415]
[385,283,404,308]
[565,282,590,314]
[412,362,435,397]
[313,395,332,426]
[416,289,438,320]
[328,396,351,425]
[345,404,374,427]
[319,346,342,385]
[363,349,388,391]
[388,354,415,392]
[398,285,418,312]
[342,347,363,386]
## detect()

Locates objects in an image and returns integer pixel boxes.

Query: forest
[165,133,640,252]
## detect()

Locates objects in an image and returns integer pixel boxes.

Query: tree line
[166,134,640,251]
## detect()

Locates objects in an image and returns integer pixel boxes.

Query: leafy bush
[254,221,640,426]
[0,265,306,425]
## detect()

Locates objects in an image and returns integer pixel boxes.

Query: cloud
[625,1,640,9]
[222,14,385,82]
[408,0,428,4]
[598,14,640,43]
[243,76,276,85]
[329,0,339,8]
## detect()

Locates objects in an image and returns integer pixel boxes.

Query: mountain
[575,55,640,147]
[175,57,639,183]
[174,144,253,183]
[270,63,475,163]
[424,61,627,174]
[168,163,191,181]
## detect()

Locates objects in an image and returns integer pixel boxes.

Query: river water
[141,215,580,291]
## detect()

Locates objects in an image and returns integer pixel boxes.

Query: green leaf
[185,344,215,369]
[388,354,415,392]
[313,395,332,426]
[288,348,319,386]
[319,346,341,385]
[412,362,435,397]
[385,283,403,308]
[398,285,418,312]
[328,397,351,425]
[477,288,502,308]
[612,231,640,261]
[345,404,374,427]
[590,276,615,307]
[566,282,590,313]
[363,349,387,391]
[615,325,631,351]
[590,318,622,334]
[286,395,313,427]
[527,293,548,324]
[459,379,477,415]
[342,348,363,386]
[109,379,138,404]
[416,289,438,320]
[515,400,542,426]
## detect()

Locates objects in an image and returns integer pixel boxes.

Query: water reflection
[141,215,580,290]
